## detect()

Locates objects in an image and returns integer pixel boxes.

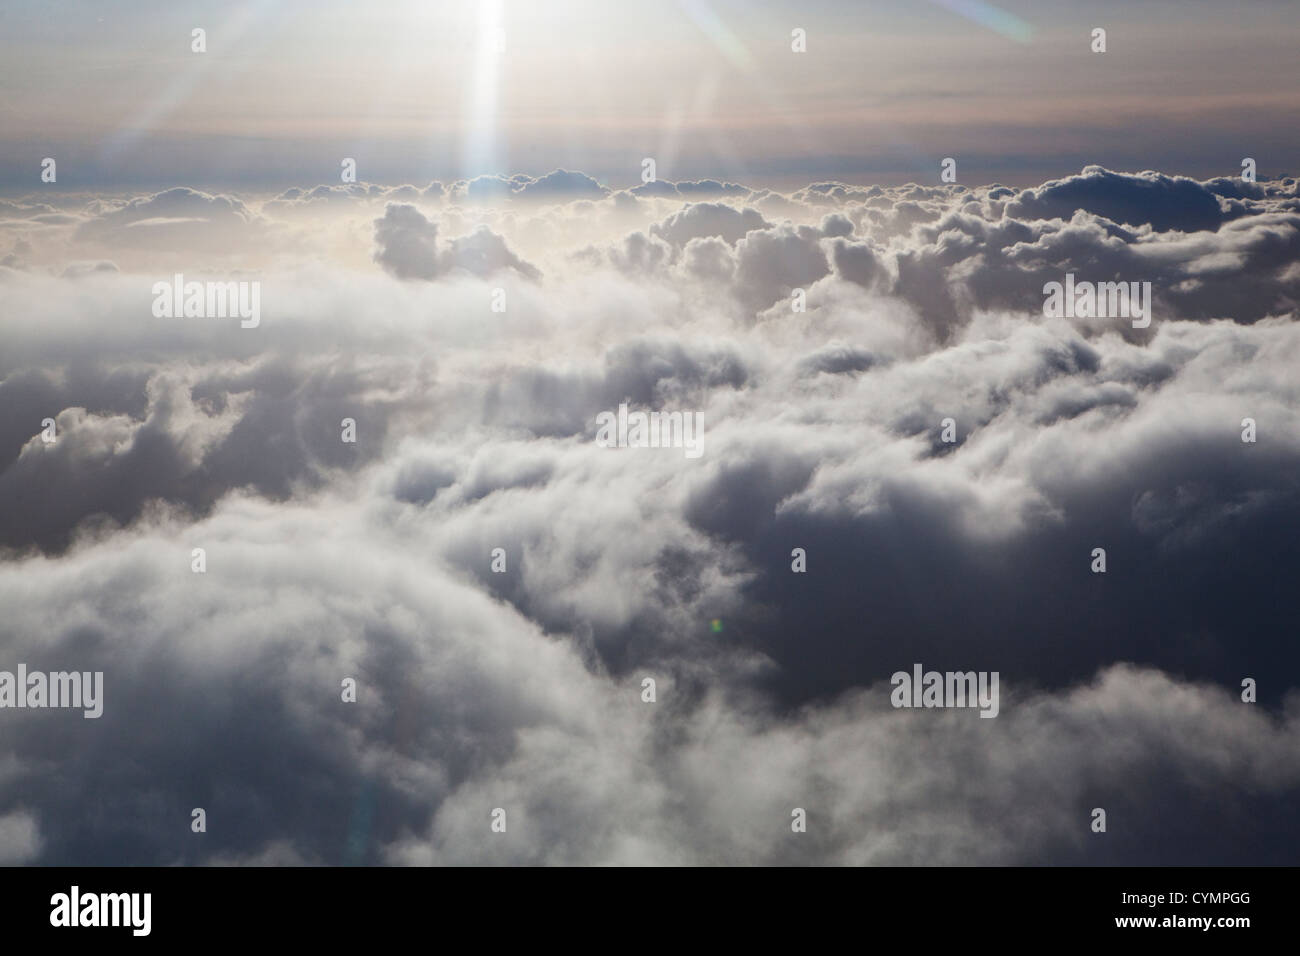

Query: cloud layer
[1,167,1298,864]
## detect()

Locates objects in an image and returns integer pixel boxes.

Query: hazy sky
[2,0,1297,189]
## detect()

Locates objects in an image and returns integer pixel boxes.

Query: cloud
[2,167,1300,865]
[628,179,753,201]
[437,170,609,206]
[514,169,608,202]
[1006,165,1232,233]
[733,222,830,311]
[650,202,769,247]
[0,810,42,865]
[0,199,57,219]
[262,182,401,215]
[373,203,440,280]
[74,187,265,249]
[372,203,540,281]
[60,260,119,278]
[442,226,542,281]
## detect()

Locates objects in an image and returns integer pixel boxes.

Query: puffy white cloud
[650,202,769,248]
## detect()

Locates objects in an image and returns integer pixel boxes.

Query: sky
[1,0,1298,189]
[0,1,1298,867]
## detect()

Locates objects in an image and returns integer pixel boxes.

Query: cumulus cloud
[373,203,440,280]
[373,203,541,281]
[2,167,1299,864]
[650,202,769,247]
[75,187,266,249]
[514,169,608,202]
[1006,165,1234,233]
[582,166,1300,329]
[631,179,753,201]
[436,170,609,206]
